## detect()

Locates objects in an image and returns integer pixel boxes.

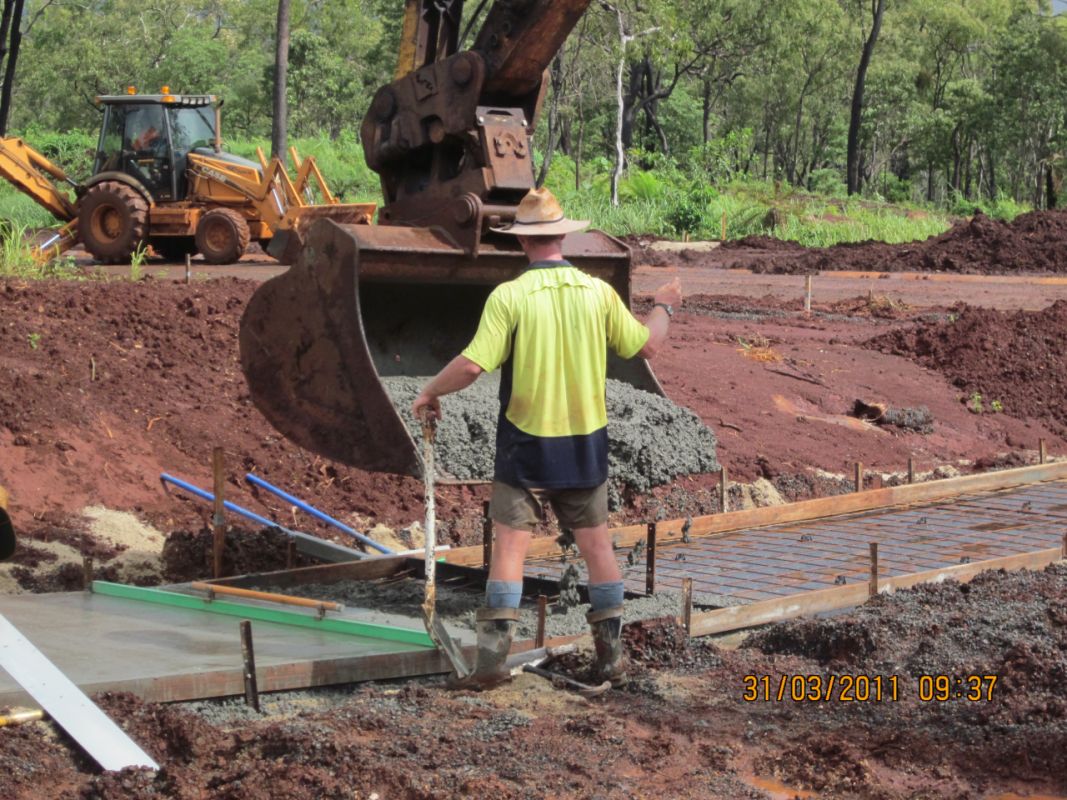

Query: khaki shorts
[489,481,608,532]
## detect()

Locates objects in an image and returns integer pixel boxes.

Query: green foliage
[0,0,1060,239]
[0,222,37,275]
[129,244,148,281]
[27,332,41,350]
[618,170,666,202]
[665,192,707,237]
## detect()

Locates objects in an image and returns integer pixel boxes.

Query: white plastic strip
[0,613,159,771]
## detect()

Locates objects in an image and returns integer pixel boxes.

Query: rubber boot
[587,605,627,687]
[447,607,519,690]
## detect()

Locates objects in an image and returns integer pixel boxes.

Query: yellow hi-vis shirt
[461,261,649,489]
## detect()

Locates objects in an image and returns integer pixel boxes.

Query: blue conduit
[159,473,367,561]
[160,473,283,529]
[244,473,393,554]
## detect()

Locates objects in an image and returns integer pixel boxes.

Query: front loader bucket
[266,202,376,265]
[239,219,662,477]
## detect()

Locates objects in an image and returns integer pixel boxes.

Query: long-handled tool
[419,410,472,680]
[513,649,611,698]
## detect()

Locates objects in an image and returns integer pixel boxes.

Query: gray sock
[486,580,522,609]
[588,581,624,611]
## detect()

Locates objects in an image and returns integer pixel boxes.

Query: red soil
[867,300,1067,435]
[631,209,1067,275]
[2,276,1063,551]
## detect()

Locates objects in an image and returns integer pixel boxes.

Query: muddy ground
[1,563,1064,799]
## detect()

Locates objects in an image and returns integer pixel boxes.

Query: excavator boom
[239,0,661,478]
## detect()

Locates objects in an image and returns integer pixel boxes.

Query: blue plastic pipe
[244,473,393,554]
[160,473,284,530]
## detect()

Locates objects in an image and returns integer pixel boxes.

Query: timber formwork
[2,462,1062,705]
[524,475,1067,603]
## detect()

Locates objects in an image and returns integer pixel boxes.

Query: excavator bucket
[239,220,662,477]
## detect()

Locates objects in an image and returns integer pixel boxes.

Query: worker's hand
[412,392,441,421]
[653,277,682,309]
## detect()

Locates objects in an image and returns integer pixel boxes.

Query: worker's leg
[553,484,627,686]
[449,483,538,689]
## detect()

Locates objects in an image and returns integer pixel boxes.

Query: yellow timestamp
[742,674,901,702]
[917,674,997,702]
[741,674,999,702]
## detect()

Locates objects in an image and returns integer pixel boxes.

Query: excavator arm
[0,137,81,263]
[362,0,593,254]
[239,0,659,478]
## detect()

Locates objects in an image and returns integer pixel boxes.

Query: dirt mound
[161,526,313,583]
[745,209,1067,275]
[623,616,692,668]
[0,278,483,547]
[866,300,1067,433]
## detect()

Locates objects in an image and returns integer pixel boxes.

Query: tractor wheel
[150,237,197,262]
[78,181,149,264]
[195,208,250,264]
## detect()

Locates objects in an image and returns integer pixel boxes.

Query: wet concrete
[260,575,687,639]
[383,373,718,493]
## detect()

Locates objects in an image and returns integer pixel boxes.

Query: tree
[271,0,291,159]
[846,0,886,194]
[0,0,25,135]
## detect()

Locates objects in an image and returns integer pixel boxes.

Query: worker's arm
[412,355,485,418]
[637,278,682,359]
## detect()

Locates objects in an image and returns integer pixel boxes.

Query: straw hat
[0,486,13,561]
[491,187,589,236]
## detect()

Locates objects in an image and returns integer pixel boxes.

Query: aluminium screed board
[0,613,159,771]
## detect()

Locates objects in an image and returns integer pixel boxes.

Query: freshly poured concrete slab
[0,590,466,705]
[0,613,159,770]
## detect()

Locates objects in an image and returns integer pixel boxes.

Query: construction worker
[0,485,15,561]
[412,187,682,689]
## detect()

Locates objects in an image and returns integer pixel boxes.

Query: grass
[0,221,83,279]
[0,128,1029,259]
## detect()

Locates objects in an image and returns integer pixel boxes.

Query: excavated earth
[4,212,1067,796]
[1,564,1065,799]
[2,268,1067,587]
[631,208,1067,275]
[867,300,1067,435]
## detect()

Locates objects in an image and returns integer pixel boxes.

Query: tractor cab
[93,88,220,202]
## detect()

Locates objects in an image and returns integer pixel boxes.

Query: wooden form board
[687,546,1063,638]
[440,460,1067,567]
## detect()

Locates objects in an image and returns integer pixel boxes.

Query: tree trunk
[846,0,885,195]
[0,1,16,74]
[608,5,628,207]
[535,54,564,187]
[702,80,712,145]
[270,0,291,160]
[0,0,25,136]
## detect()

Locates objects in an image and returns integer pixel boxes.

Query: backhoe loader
[0,89,373,264]
[239,0,664,477]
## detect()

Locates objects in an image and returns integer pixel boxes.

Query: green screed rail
[92,581,435,648]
